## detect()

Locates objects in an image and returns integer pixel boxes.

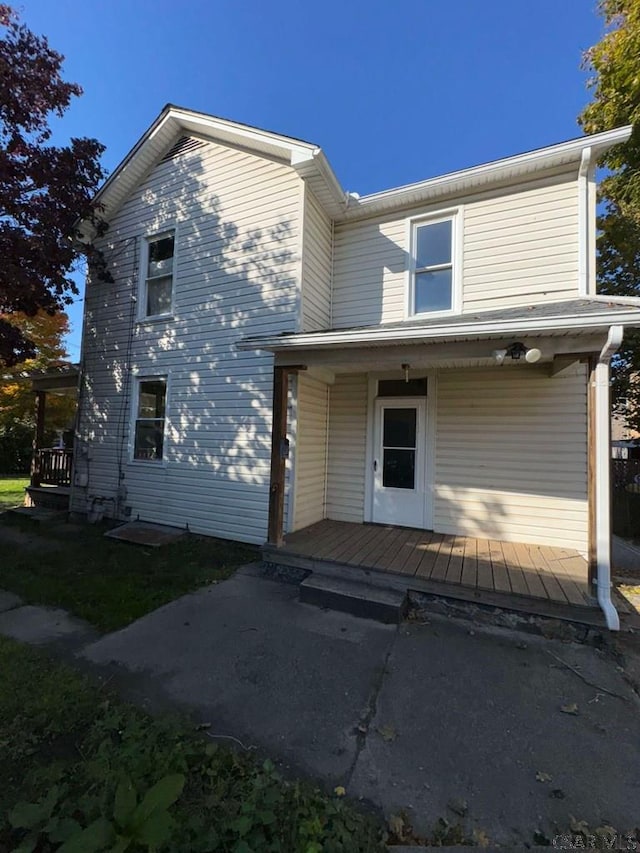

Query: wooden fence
[612,458,640,538]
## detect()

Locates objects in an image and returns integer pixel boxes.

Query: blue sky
[19,0,604,357]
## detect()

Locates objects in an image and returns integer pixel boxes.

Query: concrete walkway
[0,590,98,650]
[1,566,639,846]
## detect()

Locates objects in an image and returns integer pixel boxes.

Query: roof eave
[238,310,640,352]
[337,125,633,222]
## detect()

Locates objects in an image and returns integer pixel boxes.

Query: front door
[372,399,426,528]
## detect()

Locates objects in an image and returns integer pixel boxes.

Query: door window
[382,408,416,490]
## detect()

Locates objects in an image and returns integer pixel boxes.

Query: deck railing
[32,448,73,487]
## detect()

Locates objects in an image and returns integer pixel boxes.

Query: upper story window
[133,378,167,461]
[410,215,457,316]
[142,232,175,317]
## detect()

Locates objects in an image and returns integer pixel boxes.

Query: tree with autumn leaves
[580,0,640,427]
[0,311,76,472]
[0,3,106,368]
[0,5,107,470]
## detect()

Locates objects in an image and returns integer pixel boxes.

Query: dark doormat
[104,521,186,547]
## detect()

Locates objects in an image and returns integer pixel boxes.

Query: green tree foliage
[580,0,640,426]
[0,4,107,368]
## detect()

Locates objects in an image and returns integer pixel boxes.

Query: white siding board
[73,138,303,544]
[434,366,588,551]
[331,172,580,328]
[293,374,329,530]
[325,374,368,523]
[301,187,332,330]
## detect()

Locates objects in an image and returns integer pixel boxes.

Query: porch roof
[238,297,640,352]
[27,364,79,394]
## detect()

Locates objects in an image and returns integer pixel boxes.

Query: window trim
[138,228,177,320]
[129,373,170,465]
[405,207,463,319]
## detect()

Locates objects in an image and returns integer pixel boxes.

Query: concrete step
[299,574,408,623]
[7,505,67,523]
[25,485,70,512]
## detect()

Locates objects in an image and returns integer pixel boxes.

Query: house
[611,377,640,459]
[73,105,640,629]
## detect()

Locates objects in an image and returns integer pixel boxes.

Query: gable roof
[90,104,348,228]
[238,297,640,352]
[88,104,631,232]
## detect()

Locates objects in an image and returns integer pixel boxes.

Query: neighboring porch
[25,365,78,512]
[264,519,597,618]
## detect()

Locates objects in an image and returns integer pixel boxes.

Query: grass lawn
[0,515,258,632]
[0,636,386,852]
[0,476,28,509]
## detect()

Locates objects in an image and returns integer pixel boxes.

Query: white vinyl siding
[434,365,588,551]
[292,374,329,530]
[325,373,368,523]
[332,217,406,328]
[301,187,332,330]
[318,365,588,552]
[331,172,579,329]
[72,138,302,544]
[463,177,579,311]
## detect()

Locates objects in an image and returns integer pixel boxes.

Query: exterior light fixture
[401,363,411,383]
[493,342,542,365]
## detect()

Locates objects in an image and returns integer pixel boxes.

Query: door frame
[364,371,437,529]
[372,396,426,528]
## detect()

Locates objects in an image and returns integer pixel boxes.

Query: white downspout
[594,325,623,630]
[578,147,592,297]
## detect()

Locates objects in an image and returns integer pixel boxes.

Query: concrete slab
[8,506,65,523]
[82,572,396,781]
[75,570,640,845]
[0,605,98,649]
[0,590,23,613]
[300,574,408,623]
[350,619,640,845]
[105,520,186,547]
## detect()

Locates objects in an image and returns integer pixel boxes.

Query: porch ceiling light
[493,342,542,364]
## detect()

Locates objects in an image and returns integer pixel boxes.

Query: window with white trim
[133,378,167,461]
[411,217,455,315]
[142,232,175,317]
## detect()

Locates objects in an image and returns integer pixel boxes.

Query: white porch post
[594,325,623,630]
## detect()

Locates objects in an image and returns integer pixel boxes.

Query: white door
[372,399,426,528]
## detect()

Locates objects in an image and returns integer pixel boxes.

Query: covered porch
[264,519,594,613]
[238,300,640,629]
[26,365,78,510]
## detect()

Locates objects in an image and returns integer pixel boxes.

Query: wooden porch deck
[275,520,593,608]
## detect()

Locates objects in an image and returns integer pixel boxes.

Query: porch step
[25,485,70,512]
[7,505,67,524]
[299,574,408,624]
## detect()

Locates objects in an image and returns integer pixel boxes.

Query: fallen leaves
[535,771,552,783]
[388,812,407,839]
[473,828,491,847]
[560,702,580,715]
[377,724,397,742]
[447,797,468,817]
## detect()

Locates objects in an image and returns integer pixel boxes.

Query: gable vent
[161,135,208,162]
